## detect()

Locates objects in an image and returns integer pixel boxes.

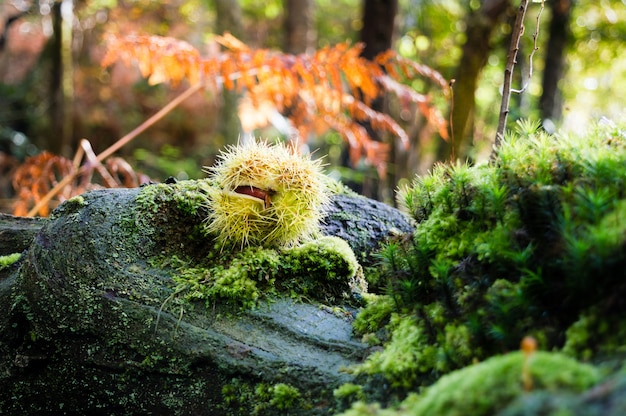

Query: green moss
[289,237,365,304]
[269,383,301,410]
[135,179,211,218]
[67,195,86,207]
[352,294,395,335]
[168,236,363,309]
[562,306,626,361]
[0,253,21,270]
[404,351,599,416]
[341,351,600,416]
[352,119,626,395]
[279,236,363,302]
[353,314,475,389]
[170,247,281,309]
[353,315,424,388]
[286,236,360,280]
[221,378,255,411]
[334,383,365,400]
[220,379,307,415]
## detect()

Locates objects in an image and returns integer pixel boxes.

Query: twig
[448,79,456,161]
[512,0,545,94]
[494,0,530,149]
[96,82,204,162]
[26,82,204,217]
[80,139,119,188]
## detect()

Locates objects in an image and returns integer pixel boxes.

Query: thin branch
[26,83,204,217]
[494,0,530,149]
[80,139,119,188]
[512,0,545,94]
[448,79,456,161]
[97,83,204,162]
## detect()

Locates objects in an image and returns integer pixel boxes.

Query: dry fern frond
[102,34,201,86]
[376,51,451,95]
[12,152,74,217]
[102,33,450,171]
[12,143,150,217]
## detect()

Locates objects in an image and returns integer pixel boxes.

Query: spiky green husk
[204,140,329,248]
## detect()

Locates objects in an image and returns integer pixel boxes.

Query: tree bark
[359,0,398,61]
[283,0,315,54]
[59,0,75,156]
[212,0,244,144]
[48,1,64,155]
[539,0,572,131]
[440,0,511,161]
[320,193,413,266]
[352,0,398,202]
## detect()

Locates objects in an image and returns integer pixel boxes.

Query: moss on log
[0,181,411,414]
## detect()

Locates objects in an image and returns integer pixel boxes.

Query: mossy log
[0,182,412,415]
[0,214,46,255]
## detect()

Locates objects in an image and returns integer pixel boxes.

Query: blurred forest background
[0,0,624,213]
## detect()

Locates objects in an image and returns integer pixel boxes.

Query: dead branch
[494,0,530,149]
[25,83,203,217]
[513,0,545,94]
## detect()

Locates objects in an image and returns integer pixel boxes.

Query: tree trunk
[212,0,244,144]
[0,214,46,255]
[59,0,75,156]
[440,0,511,161]
[283,0,315,54]
[48,1,64,155]
[539,0,572,131]
[352,0,398,202]
[359,0,398,61]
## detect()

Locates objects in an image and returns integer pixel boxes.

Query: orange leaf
[215,32,251,52]
[102,34,200,86]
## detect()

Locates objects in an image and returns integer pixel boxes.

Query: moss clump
[277,236,364,302]
[561,305,626,361]
[133,179,213,261]
[168,248,281,309]
[352,294,395,335]
[286,236,359,281]
[269,383,301,410]
[135,178,211,218]
[0,253,21,270]
[220,379,308,415]
[340,351,600,416]
[353,314,474,389]
[334,383,365,400]
[351,119,626,396]
[167,236,364,309]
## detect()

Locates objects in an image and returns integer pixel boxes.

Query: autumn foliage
[12,146,150,217]
[11,33,450,217]
[102,33,450,171]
